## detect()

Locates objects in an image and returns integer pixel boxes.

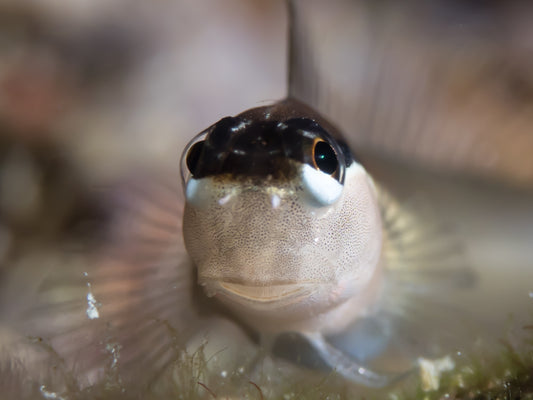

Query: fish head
[181,99,382,331]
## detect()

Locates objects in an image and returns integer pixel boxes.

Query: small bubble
[238,366,244,374]
[40,385,64,400]
[457,351,462,356]
[106,342,122,368]
[86,292,100,319]
[220,370,227,378]
[529,291,533,299]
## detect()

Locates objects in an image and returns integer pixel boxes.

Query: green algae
[3,317,533,400]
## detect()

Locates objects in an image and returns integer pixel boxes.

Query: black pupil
[186,141,205,176]
[314,141,338,175]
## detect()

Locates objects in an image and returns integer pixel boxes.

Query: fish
[182,99,387,384]
[4,0,533,397]
[178,97,478,387]
[8,98,475,392]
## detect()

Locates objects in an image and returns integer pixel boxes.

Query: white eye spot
[302,164,343,206]
[271,194,281,209]
[185,178,213,208]
[185,178,200,202]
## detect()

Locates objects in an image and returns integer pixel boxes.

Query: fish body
[179,98,474,387]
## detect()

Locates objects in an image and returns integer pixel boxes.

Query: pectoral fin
[13,171,205,390]
[301,332,410,388]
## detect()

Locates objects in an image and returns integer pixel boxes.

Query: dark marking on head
[184,115,351,184]
[180,99,367,187]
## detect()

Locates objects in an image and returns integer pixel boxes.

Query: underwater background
[0,0,533,399]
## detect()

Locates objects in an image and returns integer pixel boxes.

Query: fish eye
[313,140,338,175]
[303,139,344,206]
[180,130,208,187]
[186,141,205,176]
[282,117,346,184]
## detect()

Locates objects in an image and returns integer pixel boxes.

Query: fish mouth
[218,282,309,303]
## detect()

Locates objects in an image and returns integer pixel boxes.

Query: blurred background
[0,0,286,396]
[0,0,286,307]
[0,0,533,398]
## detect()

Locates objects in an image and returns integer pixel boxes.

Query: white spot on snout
[218,194,232,205]
[271,194,281,208]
